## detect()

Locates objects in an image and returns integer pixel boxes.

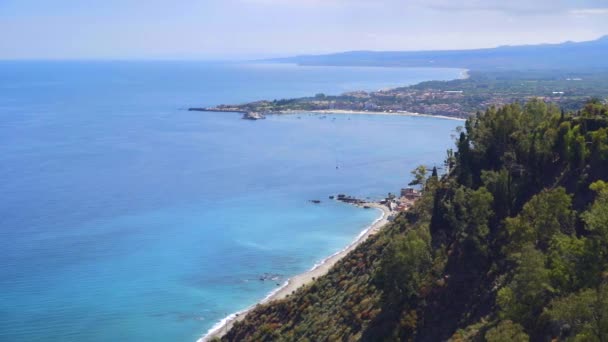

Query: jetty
[335,194,366,205]
[333,187,423,217]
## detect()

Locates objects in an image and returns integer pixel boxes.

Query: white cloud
[238,0,608,16]
[570,8,608,15]
[1,0,607,58]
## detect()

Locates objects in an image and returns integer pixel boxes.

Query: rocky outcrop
[242,112,265,120]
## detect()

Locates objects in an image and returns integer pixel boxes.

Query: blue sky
[1,0,607,59]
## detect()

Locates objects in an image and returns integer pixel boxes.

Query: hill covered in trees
[218,99,608,341]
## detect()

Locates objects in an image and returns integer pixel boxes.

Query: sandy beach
[201,202,391,341]
[271,108,466,121]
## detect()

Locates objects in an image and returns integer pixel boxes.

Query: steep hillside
[219,99,608,342]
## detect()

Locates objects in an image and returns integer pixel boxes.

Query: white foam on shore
[273,109,467,122]
[310,207,383,271]
[201,313,238,341]
[198,207,385,342]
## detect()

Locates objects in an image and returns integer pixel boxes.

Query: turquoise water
[0,61,462,341]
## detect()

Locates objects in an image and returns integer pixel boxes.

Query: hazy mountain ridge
[270,36,608,70]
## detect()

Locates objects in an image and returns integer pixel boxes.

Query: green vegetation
[202,70,608,118]
[223,99,608,341]
[408,165,428,188]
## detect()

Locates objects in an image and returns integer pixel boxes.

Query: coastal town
[189,69,608,120]
[333,187,421,221]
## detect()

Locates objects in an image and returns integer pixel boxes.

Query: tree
[431,166,438,179]
[547,235,588,294]
[444,148,456,175]
[435,186,493,262]
[408,165,428,189]
[581,181,608,284]
[379,229,432,300]
[545,286,608,342]
[505,187,574,252]
[563,125,589,169]
[462,187,493,258]
[481,168,513,221]
[583,181,608,246]
[590,128,608,164]
[497,244,552,327]
[456,132,473,187]
[485,320,529,342]
[525,98,549,126]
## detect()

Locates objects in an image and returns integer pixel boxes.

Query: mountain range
[270,36,608,70]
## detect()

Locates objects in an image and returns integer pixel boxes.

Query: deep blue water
[0,61,462,341]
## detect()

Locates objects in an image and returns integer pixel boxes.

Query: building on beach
[400,187,422,201]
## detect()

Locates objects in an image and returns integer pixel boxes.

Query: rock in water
[242,112,265,120]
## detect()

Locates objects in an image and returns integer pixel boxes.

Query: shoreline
[200,202,391,341]
[298,109,467,121]
[190,67,470,122]
[196,69,462,341]
[190,108,467,122]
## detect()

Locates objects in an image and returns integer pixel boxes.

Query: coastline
[200,202,391,342]
[189,68,471,122]
[190,108,467,122]
[195,68,464,341]
[302,109,467,121]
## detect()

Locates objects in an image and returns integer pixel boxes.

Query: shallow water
[0,61,462,341]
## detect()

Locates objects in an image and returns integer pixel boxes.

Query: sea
[0,61,463,341]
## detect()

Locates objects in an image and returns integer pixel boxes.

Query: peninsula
[191,36,608,120]
[190,69,608,119]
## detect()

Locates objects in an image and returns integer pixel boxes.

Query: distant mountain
[269,36,608,70]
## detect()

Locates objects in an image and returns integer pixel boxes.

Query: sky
[1,0,608,59]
